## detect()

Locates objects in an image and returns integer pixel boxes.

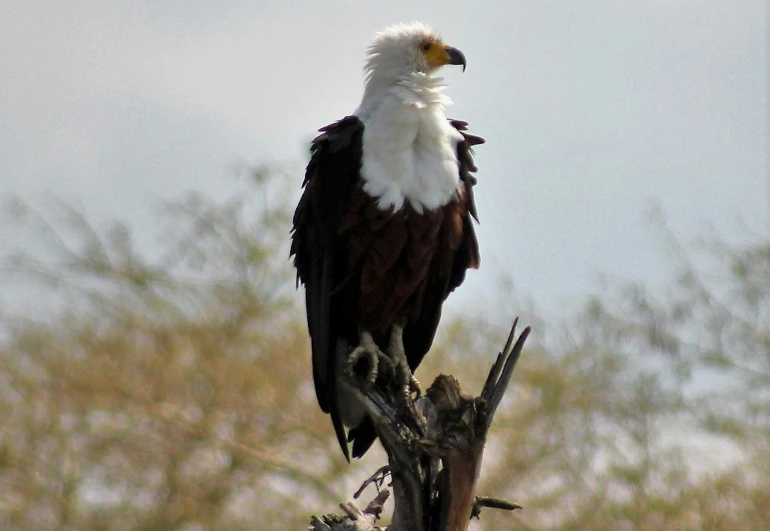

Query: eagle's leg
[347,331,390,387]
[388,323,422,401]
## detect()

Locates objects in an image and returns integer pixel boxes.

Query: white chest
[357,88,463,214]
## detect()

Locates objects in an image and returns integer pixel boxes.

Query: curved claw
[408,373,422,400]
[347,344,380,386]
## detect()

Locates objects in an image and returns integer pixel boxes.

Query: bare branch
[482,320,532,428]
[354,466,391,500]
[309,490,390,531]
[471,496,523,519]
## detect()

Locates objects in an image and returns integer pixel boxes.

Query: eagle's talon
[408,373,422,400]
[347,345,379,386]
[347,331,390,388]
[393,360,421,404]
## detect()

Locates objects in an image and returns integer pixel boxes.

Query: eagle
[291,22,483,461]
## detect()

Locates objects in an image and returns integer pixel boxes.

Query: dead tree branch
[309,319,530,531]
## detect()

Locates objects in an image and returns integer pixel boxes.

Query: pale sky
[1,0,767,318]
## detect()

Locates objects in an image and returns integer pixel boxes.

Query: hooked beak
[447,46,467,72]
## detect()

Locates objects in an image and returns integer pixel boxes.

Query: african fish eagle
[291,22,483,461]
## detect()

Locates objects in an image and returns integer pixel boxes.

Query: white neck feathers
[354,73,463,214]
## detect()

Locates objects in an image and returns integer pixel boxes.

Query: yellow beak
[426,45,467,71]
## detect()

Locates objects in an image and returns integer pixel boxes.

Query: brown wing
[291,116,364,461]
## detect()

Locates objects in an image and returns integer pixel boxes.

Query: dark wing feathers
[452,119,484,223]
[291,116,365,461]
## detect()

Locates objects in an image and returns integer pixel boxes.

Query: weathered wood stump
[309,319,530,531]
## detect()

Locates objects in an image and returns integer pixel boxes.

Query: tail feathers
[348,417,377,458]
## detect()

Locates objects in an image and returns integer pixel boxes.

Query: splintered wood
[309,320,530,531]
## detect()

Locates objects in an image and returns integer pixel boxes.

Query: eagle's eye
[421,42,432,52]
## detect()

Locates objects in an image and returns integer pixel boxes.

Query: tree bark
[309,319,530,531]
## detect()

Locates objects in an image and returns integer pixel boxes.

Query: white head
[362,22,466,87]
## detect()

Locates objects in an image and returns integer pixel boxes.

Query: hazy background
[1,3,769,529]
[2,0,766,317]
